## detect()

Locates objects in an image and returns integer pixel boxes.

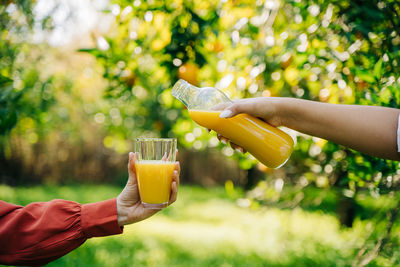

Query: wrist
[116,196,129,226]
[273,97,298,128]
[264,97,291,127]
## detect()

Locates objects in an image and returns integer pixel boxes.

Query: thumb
[219,103,245,118]
[128,152,137,181]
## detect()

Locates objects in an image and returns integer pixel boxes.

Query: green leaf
[0,108,17,135]
[77,48,103,57]
[0,84,14,102]
[355,68,376,83]
[0,74,13,85]
[373,58,383,79]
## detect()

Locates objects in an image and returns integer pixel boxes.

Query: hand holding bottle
[172,80,294,168]
[210,98,284,153]
[218,97,284,126]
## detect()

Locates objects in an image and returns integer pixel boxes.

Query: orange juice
[136,160,175,204]
[189,110,294,168]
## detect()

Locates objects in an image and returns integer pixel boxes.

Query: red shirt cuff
[81,198,123,238]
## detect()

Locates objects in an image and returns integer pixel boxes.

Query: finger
[167,148,176,161]
[135,152,141,162]
[169,180,178,205]
[217,134,229,145]
[167,147,176,161]
[229,142,246,153]
[128,152,135,176]
[211,102,231,111]
[219,103,238,118]
[219,100,253,118]
[169,169,179,205]
[128,152,138,182]
[174,162,180,186]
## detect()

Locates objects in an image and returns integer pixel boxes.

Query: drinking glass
[134,138,177,209]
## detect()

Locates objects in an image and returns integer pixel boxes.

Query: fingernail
[219,110,232,118]
[129,152,133,156]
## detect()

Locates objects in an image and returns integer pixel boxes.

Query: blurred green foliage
[0,1,46,136]
[0,2,129,185]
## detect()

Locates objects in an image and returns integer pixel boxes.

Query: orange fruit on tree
[356,31,364,40]
[152,121,164,131]
[356,81,367,91]
[178,62,199,86]
[212,42,225,53]
[120,69,136,87]
[283,67,299,86]
[280,54,292,69]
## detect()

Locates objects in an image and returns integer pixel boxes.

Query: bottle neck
[172,79,232,110]
[171,79,199,108]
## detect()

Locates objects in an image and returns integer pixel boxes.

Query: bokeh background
[1,0,400,266]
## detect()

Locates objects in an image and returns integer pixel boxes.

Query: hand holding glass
[134,138,177,209]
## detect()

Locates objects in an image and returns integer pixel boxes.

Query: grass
[0,184,396,266]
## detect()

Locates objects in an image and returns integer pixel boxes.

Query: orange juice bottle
[171,79,294,168]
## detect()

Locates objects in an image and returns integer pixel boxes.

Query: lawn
[0,184,389,267]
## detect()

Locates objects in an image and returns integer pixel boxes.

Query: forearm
[278,98,400,160]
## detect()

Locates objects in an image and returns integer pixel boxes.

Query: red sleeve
[0,198,123,266]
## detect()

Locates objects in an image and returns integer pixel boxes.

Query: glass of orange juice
[134,138,177,209]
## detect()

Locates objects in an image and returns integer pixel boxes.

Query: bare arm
[219,97,400,161]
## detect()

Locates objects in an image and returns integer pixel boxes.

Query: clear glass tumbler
[134,138,177,209]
